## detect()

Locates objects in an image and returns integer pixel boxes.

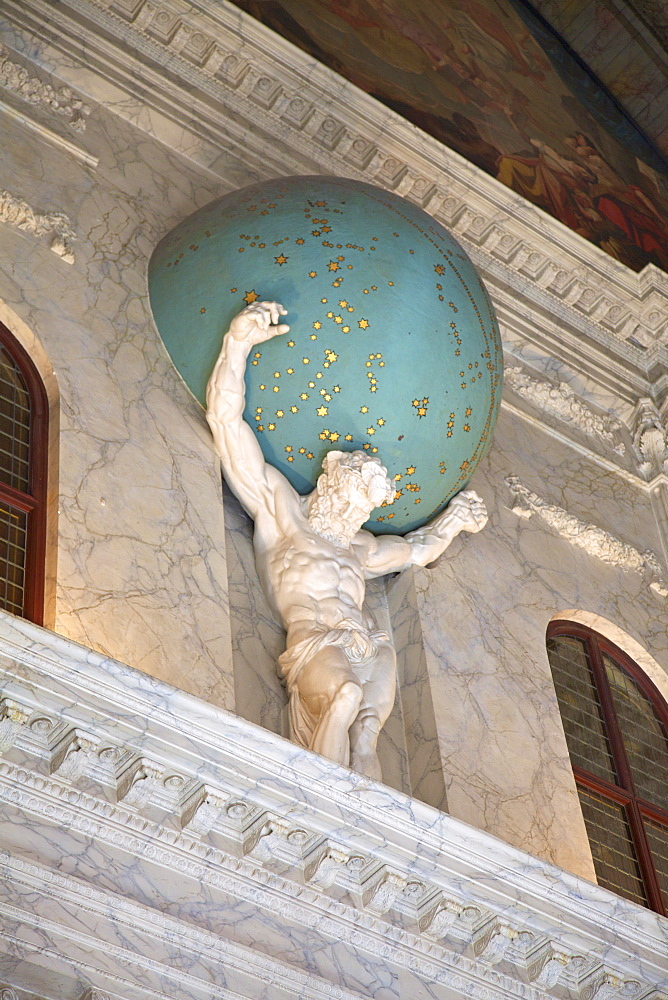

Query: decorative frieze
[0,188,75,263]
[0,43,90,130]
[506,475,668,596]
[504,367,625,453]
[0,751,647,1000]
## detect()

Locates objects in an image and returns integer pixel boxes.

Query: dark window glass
[547,635,616,782]
[547,622,668,916]
[578,789,647,906]
[0,324,48,624]
[0,344,31,493]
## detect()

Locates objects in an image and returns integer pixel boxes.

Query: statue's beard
[307,491,364,548]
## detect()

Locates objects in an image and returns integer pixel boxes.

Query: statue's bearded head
[307,450,395,547]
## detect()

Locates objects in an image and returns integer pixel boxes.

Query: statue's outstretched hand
[432,490,488,536]
[228,301,289,344]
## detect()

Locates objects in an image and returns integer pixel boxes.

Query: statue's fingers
[268,302,287,325]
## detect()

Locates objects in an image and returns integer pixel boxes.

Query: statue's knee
[333,679,363,715]
[354,708,381,736]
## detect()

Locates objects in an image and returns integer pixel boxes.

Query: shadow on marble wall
[387,569,448,811]
[223,482,287,736]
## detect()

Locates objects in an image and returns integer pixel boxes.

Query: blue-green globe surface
[148,176,502,534]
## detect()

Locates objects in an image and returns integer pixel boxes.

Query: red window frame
[548,620,668,915]
[0,322,48,625]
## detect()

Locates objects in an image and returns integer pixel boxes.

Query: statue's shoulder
[351,528,375,558]
[256,469,306,524]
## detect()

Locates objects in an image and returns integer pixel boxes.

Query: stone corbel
[631,397,668,480]
[0,696,30,751]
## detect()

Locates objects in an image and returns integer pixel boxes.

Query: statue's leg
[296,645,363,768]
[349,643,397,780]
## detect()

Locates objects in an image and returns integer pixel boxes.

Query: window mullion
[585,634,637,796]
[572,765,630,804]
[627,799,666,915]
[585,633,665,915]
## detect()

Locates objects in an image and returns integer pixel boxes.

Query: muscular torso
[253,488,372,646]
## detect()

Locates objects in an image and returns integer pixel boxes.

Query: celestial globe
[148,176,502,534]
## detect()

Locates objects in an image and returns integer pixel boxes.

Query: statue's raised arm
[206,307,488,782]
[206,302,291,519]
[356,490,488,579]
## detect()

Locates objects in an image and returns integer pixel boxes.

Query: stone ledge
[0,612,665,1000]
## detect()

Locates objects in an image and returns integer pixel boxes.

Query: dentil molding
[0,613,665,1000]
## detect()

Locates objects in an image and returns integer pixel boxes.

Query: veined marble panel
[408,406,668,873]
[6,0,668,384]
[0,613,665,1000]
[0,97,236,709]
[1,0,668,922]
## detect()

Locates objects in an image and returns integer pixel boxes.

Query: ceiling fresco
[530,0,668,157]
[232,0,668,274]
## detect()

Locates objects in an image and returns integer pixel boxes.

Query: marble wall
[1,0,668,894]
[0,94,238,709]
[1,613,665,1000]
[222,397,668,876]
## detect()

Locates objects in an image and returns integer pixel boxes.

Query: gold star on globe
[358,318,370,330]
[243,290,259,305]
[275,254,288,265]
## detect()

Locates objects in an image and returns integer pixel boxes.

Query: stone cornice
[0,614,665,1000]
[3,0,668,413]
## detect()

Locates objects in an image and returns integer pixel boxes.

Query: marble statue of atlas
[207,301,488,779]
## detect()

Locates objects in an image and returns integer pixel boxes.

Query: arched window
[0,322,48,624]
[547,621,668,915]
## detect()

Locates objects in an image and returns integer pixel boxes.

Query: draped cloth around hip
[278,618,390,749]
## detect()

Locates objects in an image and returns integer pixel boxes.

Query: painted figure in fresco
[497,137,601,238]
[206,301,488,779]
[231,0,666,273]
[564,133,668,270]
